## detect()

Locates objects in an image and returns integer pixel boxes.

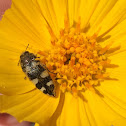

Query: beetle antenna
[25,44,29,51]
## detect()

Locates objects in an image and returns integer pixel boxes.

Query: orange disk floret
[38,17,119,96]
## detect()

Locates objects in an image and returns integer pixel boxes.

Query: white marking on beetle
[26,66,31,72]
[40,87,46,92]
[32,78,38,84]
[31,61,37,67]
[40,70,49,78]
[46,81,53,86]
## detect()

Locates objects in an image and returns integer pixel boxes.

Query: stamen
[64,14,70,32]
[76,17,81,33]
[47,25,57,45]
[38,18,120,96]
[99,41,114,54]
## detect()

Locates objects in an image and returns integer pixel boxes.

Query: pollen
[38,18,119,96]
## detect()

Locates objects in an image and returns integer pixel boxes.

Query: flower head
[0,0,126,126]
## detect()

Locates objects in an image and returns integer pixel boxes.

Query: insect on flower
[1,0,126,125]
[19,45,55,96]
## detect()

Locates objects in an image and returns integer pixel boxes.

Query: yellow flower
[0,0,126,126]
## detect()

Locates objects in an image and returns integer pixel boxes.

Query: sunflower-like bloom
[0,0,126,126]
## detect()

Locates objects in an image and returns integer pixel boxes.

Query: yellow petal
[84,0,126,35]
[33,0,60,35]
[88,0,118,29]
[0,48,35,95]
[0,89,60,125]
[97,0,126,36]
[34,0,81,32]
[0,0,55,95]
[67,0,81,27]
[103,50,126,101]
[96,51,126,117]
[98,19,126,53]
[79,0,99,30]
[35,123,40,126]
[44,92,93,126]
[84,91,126,126]
[48,0,66,29]
[43,91,126,126]
[0,0,51,50]
[56,93,86,126]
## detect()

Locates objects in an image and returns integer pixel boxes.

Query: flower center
[38,18,119,96]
